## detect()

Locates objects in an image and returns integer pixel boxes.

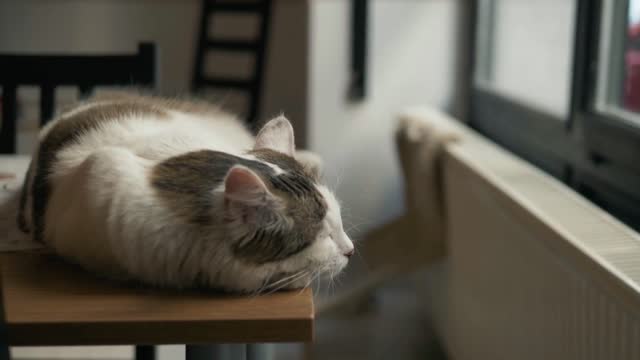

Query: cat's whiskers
[340,209,372,238]
[325,266,336,296]
[331,269,345,296]
[342,214,371,230]
[264,270,305,289]
[313,275,320,297]
[345,223,366,235]
[262,269,311,293]
[334,169,344,190]
[301,265,327,295]
[248,271,276,298]
[297,269,319,296]
[263,270,310,295]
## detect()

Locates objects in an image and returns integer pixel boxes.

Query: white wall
[309,0,462,236]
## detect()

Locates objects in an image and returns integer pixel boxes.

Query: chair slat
[0,85,17,153]
[192,0,272,125]
[40,84,55,126]
[79,84,94,99]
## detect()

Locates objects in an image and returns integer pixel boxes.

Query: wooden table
[0,156,314,359]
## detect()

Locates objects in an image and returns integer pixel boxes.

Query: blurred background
[2,0,640,359]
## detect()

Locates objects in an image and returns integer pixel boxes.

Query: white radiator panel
[441,138,640,360]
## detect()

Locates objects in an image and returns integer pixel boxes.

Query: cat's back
[19,94,253,246]
[43,94,253,171]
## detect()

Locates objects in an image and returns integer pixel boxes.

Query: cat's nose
[344,248,355,258]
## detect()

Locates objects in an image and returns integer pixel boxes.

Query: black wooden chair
[0,43,157,360]
[0,43,156,154]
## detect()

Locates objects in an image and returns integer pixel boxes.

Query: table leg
[135,345,155,360]
[186,344,247,360]
[0,292,10,360]
[246,344,273,360]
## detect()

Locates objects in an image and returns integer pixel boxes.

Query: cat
[16,92,354,293]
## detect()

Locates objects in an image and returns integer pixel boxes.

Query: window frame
[574,0,640,172]
[468,0,640,230]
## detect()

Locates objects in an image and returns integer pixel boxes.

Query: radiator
[428,129,640,359]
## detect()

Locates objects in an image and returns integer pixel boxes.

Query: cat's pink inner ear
[224,166,267,203]
[254,115,295,156]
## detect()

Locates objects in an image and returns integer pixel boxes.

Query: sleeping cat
[16,93,354,293]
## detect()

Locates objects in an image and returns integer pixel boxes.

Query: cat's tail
[0,172,42,251]
[0,178,27,241]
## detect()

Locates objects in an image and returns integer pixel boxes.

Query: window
[475,0,577,118]
[470,0,640,230]
[597,0,640,119]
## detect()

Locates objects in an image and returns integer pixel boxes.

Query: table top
[1,252,314,346]
[0,156,314,346]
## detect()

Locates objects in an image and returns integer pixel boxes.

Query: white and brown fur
[17,93,353,293]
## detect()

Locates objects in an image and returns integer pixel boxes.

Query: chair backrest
[0,43,156,154]
[192,0,272,125]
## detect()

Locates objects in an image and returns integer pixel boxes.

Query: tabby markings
[151,149,327,263]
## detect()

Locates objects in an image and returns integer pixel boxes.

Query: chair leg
[0,294,10,360]
[0,344,8,360]
[0,345,7,360]
[186,344,247,360]
[246,344,273,360]
[135,345,155,360]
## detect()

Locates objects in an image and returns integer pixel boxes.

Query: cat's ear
[224,165,268,205]
[224,166,275,226]
[295,150,323,179]
[254,115,295,156]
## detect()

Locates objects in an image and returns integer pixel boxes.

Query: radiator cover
[439,134,640,359]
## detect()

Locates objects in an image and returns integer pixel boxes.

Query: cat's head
[222,116,353,293]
